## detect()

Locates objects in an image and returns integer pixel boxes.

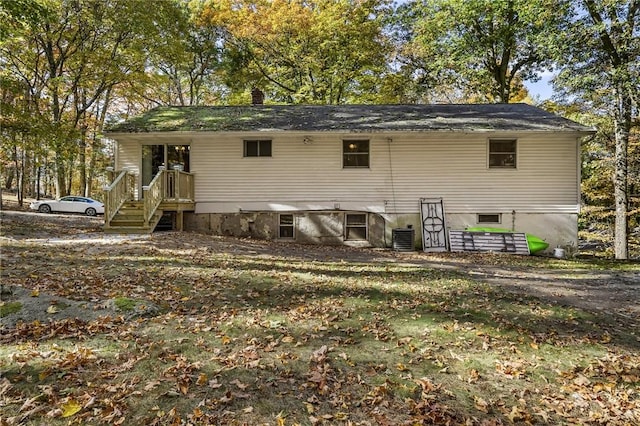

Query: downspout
[387,137,398,248]
[577,134,590,215]
[387,138,397,215]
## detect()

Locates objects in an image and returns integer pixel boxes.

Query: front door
[142,145,165,187]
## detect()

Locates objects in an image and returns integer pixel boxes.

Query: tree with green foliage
[554,0,639,259]
[1,76,49,204]
[0,0,50,41]
[201,0,393,104]
[400,0,565,103]
[128,0,225,107]
[1,0,186,198]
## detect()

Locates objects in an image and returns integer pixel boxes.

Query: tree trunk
[66,157,74,196]
[55,154,66,198]
[79,126,87,196]
[613,86,630,259]
[13,144,23,206]
[36,163,41,201]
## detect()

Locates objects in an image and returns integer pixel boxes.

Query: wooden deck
[103,169,195,234]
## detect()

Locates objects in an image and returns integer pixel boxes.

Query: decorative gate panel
[420,198,448,252]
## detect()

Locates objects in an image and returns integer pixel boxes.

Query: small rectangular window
[345,213,367,240]
[244,140,272,157]
[343,140,369,168]
[477,213,501,224]
[279,214,294,239]
[489,139,516,168]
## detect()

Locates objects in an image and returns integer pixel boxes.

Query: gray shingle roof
[106,103,594,134]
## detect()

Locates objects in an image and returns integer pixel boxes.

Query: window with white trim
[489,139,516,168]
[343,140,369,168]
[244,140,272,157]
[345,213,367,240]
[279,214,294,239]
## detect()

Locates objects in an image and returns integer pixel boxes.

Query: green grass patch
[0,301,22,317]
[113,296,137,312]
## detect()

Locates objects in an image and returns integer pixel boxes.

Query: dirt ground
[1,203,639,330]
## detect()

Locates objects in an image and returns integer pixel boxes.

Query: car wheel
[38,204,51,214]
[85,207,97,216]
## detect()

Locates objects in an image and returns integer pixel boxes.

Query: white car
[30,196,105,216]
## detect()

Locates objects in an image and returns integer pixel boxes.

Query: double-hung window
[343,140,369,168]
[488,139,516,168]
[345,213,367,240]
[244,140,272,157]
[279,214,294,239]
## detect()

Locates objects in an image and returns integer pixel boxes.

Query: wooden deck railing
[104,168,194,231]
[164,170,194,201]
[104,170,135,229]
[143,170,194,227]
[143,171,164,228]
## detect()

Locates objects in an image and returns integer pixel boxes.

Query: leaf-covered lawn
[1,212,639,425]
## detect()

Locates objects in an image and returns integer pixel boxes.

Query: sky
[524,71,555,101]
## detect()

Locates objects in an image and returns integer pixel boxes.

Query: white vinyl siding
[116,131,579,215]
[116,139,139,173]
[378,134,578,214]
[191,133,391,213]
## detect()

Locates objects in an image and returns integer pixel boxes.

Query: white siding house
[107,104,593,252]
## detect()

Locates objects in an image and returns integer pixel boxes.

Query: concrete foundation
[184,211,387,247]
[382,212,578,253]
[184,210,577,254]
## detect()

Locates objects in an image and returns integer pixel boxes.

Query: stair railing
[143,170,164,228]
[104,170,135,229]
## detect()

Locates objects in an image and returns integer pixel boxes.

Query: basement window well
[279,214,294,239]
[345,213,367,240]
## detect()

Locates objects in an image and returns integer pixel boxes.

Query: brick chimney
[251,88,264,105]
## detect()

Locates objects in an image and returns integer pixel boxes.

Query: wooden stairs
[104,201,163,234]
[103,169,195,234]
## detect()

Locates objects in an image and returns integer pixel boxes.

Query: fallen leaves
[550,353,640,423]
[495,359,529,379]
[60,398,82,418]
[2,216,640,425]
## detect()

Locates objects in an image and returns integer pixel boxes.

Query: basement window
[279,214,294,239]
[343,140,369,168]
[345,213,367,240]
[244,140,272,157]
[477,213,501,224]
[488,139,516,168]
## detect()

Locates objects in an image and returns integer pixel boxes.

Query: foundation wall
[185,210,577,254]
